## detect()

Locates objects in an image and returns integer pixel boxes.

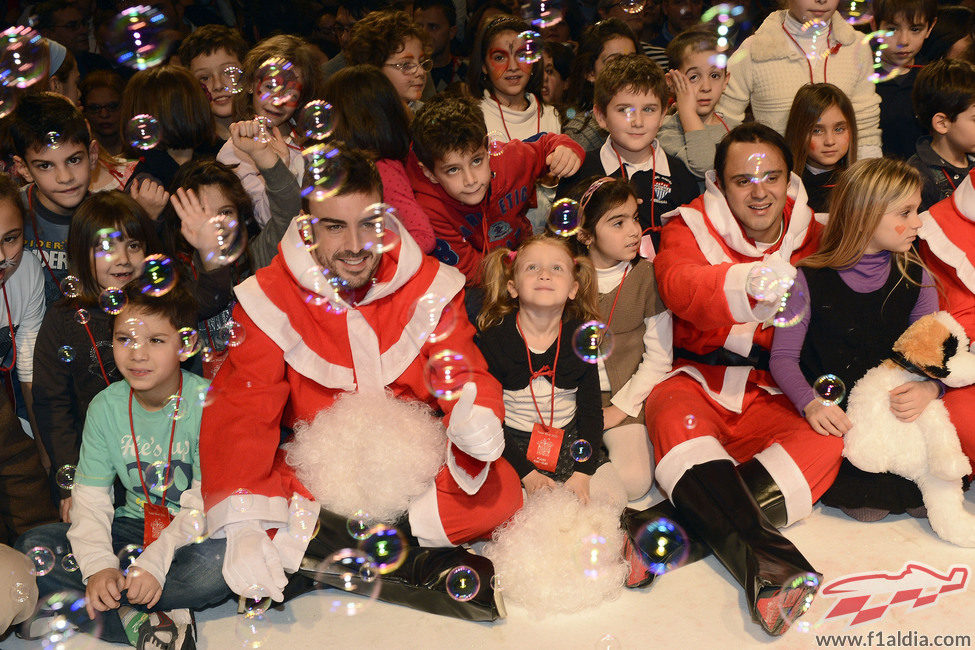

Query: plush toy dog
[844,312,975,547]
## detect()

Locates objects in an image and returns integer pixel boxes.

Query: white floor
[10,495,975,650]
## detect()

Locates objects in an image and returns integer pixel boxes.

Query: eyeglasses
[84,102,120,114]
[384,59,433,75]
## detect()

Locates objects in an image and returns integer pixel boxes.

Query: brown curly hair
[344,10,431,68]
[232,34,326,122]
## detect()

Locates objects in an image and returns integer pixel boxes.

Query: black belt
[674,344,770,372]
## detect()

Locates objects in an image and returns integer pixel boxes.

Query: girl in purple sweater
[770,158,940,522]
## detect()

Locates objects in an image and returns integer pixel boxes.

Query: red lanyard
[614,143,658,231]
[26,186,65,291]
[493,93,542,142]
[128,372,182,506]
[604,266,629,329]
[781,23,835,84]
[81,319,111,387]
[714,114,731,133]
[942,168,958,191]
[515,315,562,428]
[0,283,15,373]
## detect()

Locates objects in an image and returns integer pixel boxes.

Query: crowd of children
[1,0,975,646]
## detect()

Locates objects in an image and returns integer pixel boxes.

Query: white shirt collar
[599,136,671,178]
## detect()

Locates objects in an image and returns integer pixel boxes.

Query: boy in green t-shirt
[16,282,230,648]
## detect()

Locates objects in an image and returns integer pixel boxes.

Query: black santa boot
[290,507,503,622]
[668,459,821,636]
[623,457,790,588]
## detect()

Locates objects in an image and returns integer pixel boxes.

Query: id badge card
[143,502,173,546]
[527,422,564,473]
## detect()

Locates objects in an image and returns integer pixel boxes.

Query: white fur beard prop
[484,488,627,615]
[283,391,447,523]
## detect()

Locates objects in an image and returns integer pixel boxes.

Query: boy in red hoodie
[407,94,584,286]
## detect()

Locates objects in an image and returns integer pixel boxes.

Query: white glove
[746,253,796,305]
[223,521,288,601]
[272,494,319,573]
[446,382,504,461]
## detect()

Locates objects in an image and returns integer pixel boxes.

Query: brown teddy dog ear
[891,315,953,379]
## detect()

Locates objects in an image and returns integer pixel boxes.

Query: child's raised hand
[85,567,125,618]
[124,566,162,608]
[522,469,558,496]
[545,145,583,179]
[230,119,287,169]
[803,399,852,437]
[170,187,223,268]
[129,177,171,221]
[889,380,940,423]
[564,471,591,505]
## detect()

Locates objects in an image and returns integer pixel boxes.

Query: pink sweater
[376,158,435,254]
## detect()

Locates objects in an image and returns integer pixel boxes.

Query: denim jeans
[15,516,230,643]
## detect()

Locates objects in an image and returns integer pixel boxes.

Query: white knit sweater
[480,91,562,141]
[716,10,882,159]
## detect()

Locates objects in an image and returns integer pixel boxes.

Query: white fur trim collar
[746,10,859,64]
[918,171,975,294]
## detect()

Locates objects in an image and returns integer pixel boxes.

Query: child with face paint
[785,84,859,213]
[469,15,562,142]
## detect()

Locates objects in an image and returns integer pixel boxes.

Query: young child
[717,0,883,159]
[407,93,584,287]
[219,34,323,228]
[177,24,250,144]
[542,42,574,115]
[571,177,671,501]
[46,39,80,107]
[658,27,739,180]
[557,54,699,255]
[324,65,435,253]
[873,0,938,160]
[563,19,638,152]
[16,282,230,647]
[469,14,561,142]
[770,158,937,521]
[785,83,859,213]
[475,235,626,505]
[908,58,975,211]
[9,92,96,305]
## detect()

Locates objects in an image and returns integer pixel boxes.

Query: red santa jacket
[406,133,584,285]
[653,172,823,412]
[919,169,975,339]
[200,219,504,534]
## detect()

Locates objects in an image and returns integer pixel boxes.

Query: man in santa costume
[199,147,522,620]
[627,123,845,636]
[918,169,975,476]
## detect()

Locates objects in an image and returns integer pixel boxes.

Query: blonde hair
[800,158,927,286]
[477,235,600,331]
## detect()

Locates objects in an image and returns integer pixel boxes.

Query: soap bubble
[813,374,846,406]
[798,19,832,61]
[684,414,697,429]
[44,131,62,149]
[633,517,689,575]
[94,228,124,264]
[416,293,457,343]
[28,546,55,576]
[573,321,615,364]
[35,591,97,649]
[241,585,272,615]
[578,533,612,580]
[486,131,505,156]
[701,4,747,55]
[346,510,377,541]
[60,553,79,572]
[357,203,400,255]
[772,572,820,633]
[216,318,246,348]
[221,64,245,94]
[548,198,581,236]
[359,525,408,574]
[299,265,350,307]
[55,464,76,489]
[200,213,246,266]
[236,611,270,648]
[183,508,208,544]
[838,0,872,26]
[178,327,201,357]
[145,460,175,492]
[746,265,792,301]
[73,308,90,325]
[596,634,623,650]
[620,0,645,13]
[106,5,171,70]
[125,114,160,150]
[446,565,480,602]
[0,85,17,119]
[523,0,563,29]
[138,254,176,297]
[230,488,254,512]
[515,30,542,65]
[252,115,272,144]
[99,285,127,315]
[571,439,592,463]
[58,346,74,363]
[296,214,319,251]
[61,275,82,299]
[119,317,148,349]
[9,581,29,604]
[424,350,472,400]
[316,549,381,616]
[864,30,904,84]
[256,56,301,108]
[772,286,810,328]
[302,142,346,200]
[298,100,334,141]
[118,544,143,575]
[0,26,47,89]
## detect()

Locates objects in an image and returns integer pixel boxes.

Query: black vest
[799,261,922,409]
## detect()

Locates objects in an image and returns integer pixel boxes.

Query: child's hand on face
[666,69,705,131]
[522,469,558,496]
[889,380,940,423]
[804,399,852,437]
[546,145,583,178]
[564,471,591,504]
[230,119,288,170]
[85,567,125,617]
[129,178,171,221]
[124,567,162,608]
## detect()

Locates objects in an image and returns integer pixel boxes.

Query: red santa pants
[942,385,975,475]
[645,375,844,522]
[433,457,523,545]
